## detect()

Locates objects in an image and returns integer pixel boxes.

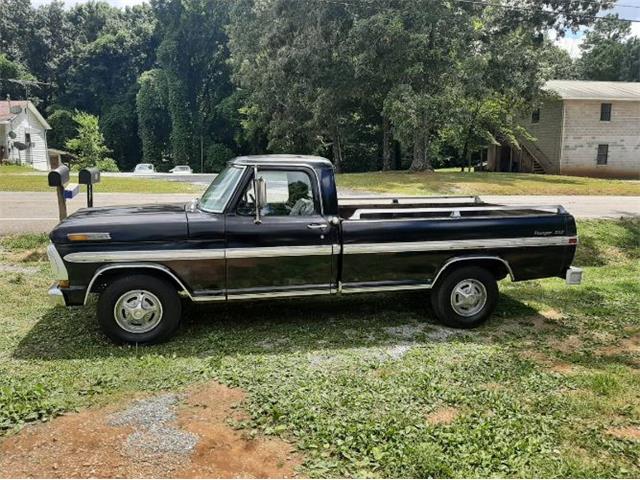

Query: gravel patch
[108,394,178,428]
[426,326,464,341]
[383,323,427,340]
[0,264,38,274]
[108,394,198,457]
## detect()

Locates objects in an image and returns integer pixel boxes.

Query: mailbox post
[48,165,70,220]
[79,167,101,208]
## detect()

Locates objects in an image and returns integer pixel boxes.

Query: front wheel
[97,274,182,344]
[430,266,498,329]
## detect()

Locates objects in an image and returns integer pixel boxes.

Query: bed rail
[338,195,482,205]
[349,204,567,220]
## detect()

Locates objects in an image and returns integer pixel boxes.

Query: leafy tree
[578,15,639,81]
[65,111,118,171]
[136,69,172,165]
[204,143,234,172]
[46,108,76,150]
[153,0,235,169]
[0,54,36,100]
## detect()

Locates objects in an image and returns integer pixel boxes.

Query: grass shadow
[13,290,539,362]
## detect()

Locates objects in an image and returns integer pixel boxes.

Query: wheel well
[434,257,512,286]
[89,267,188,296]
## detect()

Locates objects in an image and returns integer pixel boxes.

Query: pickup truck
[47,155,583,344]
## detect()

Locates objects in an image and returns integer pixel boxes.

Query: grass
[337,171,640,196]
[0,165,200,194]
[2,165,639,196]
[1,219,640,476]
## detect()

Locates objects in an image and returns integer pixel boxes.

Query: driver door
[225,166,338,298]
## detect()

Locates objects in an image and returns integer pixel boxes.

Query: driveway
[0,191,638,234]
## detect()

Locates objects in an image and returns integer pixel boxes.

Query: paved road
[0,191,638,234]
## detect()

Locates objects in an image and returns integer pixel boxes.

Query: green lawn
[337,171,640,196]
[2,165,639,196]
[0,166,200,194]
[1,219,639,476]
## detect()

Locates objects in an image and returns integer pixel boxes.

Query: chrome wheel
[113,290,163,334]
[450,279,487,317]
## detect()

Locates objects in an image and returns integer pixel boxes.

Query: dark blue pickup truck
[47,155,583,344]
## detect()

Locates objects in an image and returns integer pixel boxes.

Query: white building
[0,100,51,171]
[487,81,640,179]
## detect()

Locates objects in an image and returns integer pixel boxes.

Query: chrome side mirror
[256,177,267,206]
[253,175,267,224]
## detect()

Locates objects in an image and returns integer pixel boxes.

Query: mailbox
[79,167,101,185]
[78,166,101,208]
[48,165,70,187]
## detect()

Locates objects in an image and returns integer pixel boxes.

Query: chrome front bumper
[48,282,67,306]
[565,266,583,285]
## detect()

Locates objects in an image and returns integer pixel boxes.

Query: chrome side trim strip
[226,245,333,259]
[66,249,226,263]
[226,289,330,301]
[83,263,193,305]
[432,256,515,283]
[67,245,336,263]
[343,236,577,255]
[341,283,432,294]
[47,243,68,280]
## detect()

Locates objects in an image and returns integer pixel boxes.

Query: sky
[30,0,640,58]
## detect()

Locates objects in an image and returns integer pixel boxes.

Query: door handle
[307,223,328,230]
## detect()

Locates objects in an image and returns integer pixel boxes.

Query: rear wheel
[430,266,498,328]
[97,274,182,344]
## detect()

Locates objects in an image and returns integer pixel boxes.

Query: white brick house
[0,100,51,171]
[487,81,640,179]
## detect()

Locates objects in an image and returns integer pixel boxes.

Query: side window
[237,169,318,217]
[600,103,612,122]
[531,108,540,124]
[596,144,609,165]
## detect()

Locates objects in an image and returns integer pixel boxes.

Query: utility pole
[200,135,204,173]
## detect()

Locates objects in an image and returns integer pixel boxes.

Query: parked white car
[169,165,193,174]
[133,163,156,174]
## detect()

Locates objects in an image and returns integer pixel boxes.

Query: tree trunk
[382,117,392,171]
[332,128,343,173]
[409,127,433,172]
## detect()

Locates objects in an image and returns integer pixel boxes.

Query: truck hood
[49,203,189,244]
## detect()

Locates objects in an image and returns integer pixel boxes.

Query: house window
[531,108,540,124]
[600,103,612,121]
[596,144,609,165]
[24,133,31,145]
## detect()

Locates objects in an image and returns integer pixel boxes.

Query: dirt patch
[425,406,458,426]
[596,334,640,357]
[606,426,640,441]
[0,382,300,478]
[520,350,576,374]
[549,335,583,354]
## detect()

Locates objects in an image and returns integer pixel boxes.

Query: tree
[152,0,235,169]
[46,108,76,150]
[65,111,118,171]
[578,15,639,81]
[136,69,171,165]
[0,54,36,100]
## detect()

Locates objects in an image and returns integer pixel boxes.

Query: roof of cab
[230,154,332,167]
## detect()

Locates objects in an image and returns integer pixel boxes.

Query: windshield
[199,166,244,213]
[136,164,152,171]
